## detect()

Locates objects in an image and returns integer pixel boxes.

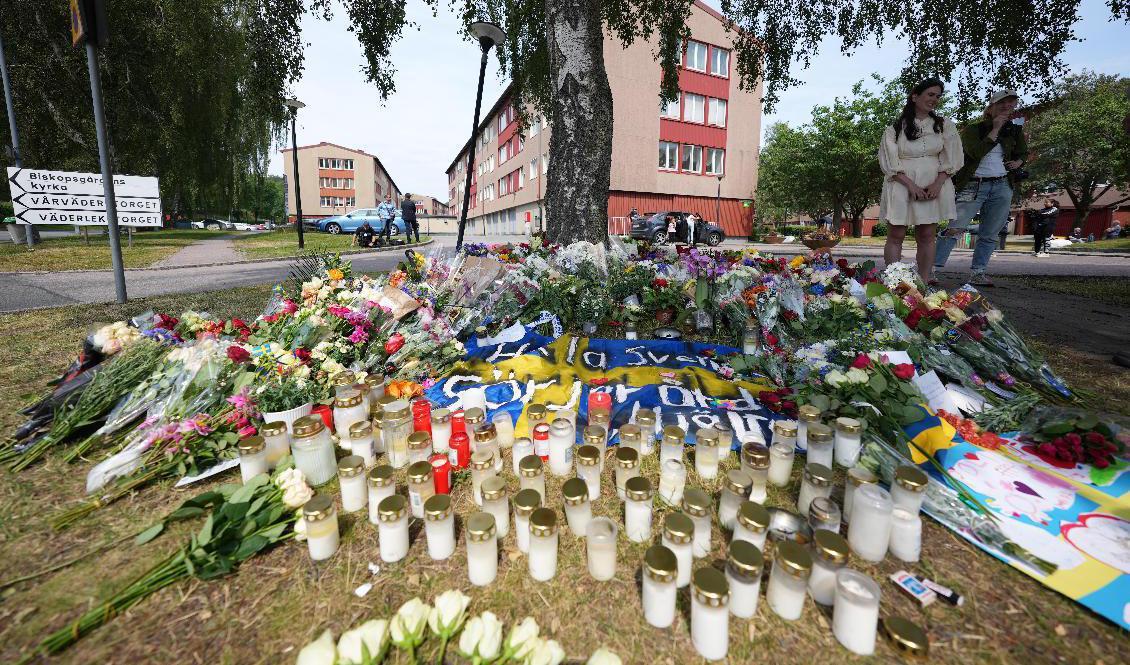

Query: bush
[0,200,12,219]
[871,221,887,237]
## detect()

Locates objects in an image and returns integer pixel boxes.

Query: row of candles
[236,376,929,660]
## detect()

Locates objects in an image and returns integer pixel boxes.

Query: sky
[268,0,1130,198]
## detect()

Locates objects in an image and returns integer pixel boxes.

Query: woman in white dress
[878,78,963,284]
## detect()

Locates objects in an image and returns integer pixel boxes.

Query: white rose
[429,589,471,637]
[458,612,504,661]
[845,368,869,384]
[587,648,622,665]
[825,370,847,388]
[296,629,336,665]
[526,638,565,665]
[283,483,314,509]
[390,597,431,648]
[337,619,389,664]
[986,308,1003,324]
[505,617,540,660]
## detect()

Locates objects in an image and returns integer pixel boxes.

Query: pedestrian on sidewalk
[934,89,1028,287]
[376,194,397,244]
[686,212,700,247]
[878,78,963,285]
[401,194,420,243]
[1033,199,1059,256]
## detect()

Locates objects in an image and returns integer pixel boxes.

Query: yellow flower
[327,268,344,281]
[789,255,806,269]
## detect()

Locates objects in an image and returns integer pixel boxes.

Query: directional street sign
[7,167,161,227]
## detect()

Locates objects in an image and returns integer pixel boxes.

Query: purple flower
[349,327,369,344]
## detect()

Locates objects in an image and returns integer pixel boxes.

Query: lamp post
[284,98,306,249]
[456,21,506,251]
[715,174,723,230]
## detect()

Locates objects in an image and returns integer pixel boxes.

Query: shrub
[871,221,888,237]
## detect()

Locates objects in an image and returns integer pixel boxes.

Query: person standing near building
[686,212,700,247]
[934,90,1028,287]
[401,193,420,243]
[376,194,397,244]
[1033,199,1059,256]
[877,78,963,285]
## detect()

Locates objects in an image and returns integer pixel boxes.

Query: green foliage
[871,221,887,237]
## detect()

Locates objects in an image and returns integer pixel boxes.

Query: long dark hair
[894,78,945,141]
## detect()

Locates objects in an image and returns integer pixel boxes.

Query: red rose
[226,346,251,364]
[759,391,782,405]
[156,313,179,330]
[927,308,946,321]
[764,333,779,347]
[781,400,797,411]
[836,258,849,270]
[904,310,923,328]
[850,354,872,369]
[652,278,669,289]
[1093,457,1110,469]
[385,332,405,355]
[782,310,799,321]
[892,363,916,380]
[293,347,311,363]
[1084,432,1104,445]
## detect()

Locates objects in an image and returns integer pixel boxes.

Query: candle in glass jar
[406,461,435,519]
[431,454,452,495]
[463,387,488,412]
[474,422,501,472]
[624,476,653,542]
[382,401,413,469]
[660,425,684,465]
[719,470,753,530]
[449,431,471,470]
[259,421,290,468]
[480,476,509,537]
[407,431,433,466]
[528,508,559,581]
[715,421,735,462]
[367,465,395,525]
[348,421,375,467]
[547,418,575,476]
[512,437,534,475]
[423,494,455,560]
[526,403,548,434]
[492,411,515,451]
[739,442,770,503]
[658,459,686,505]
[662,513,695,588]
[431,408,452,454]
[767,540,812,620]
[513,488,541,553]
[797,463,834,517]
[303,494,339,561]
[796,405,822,451]
[833,416,864,467]
[771,418,798,447]
[575,444,602,500]
[332,371,357,399]
[833,569,882,655]
[450,408,467,439]
[726,540,764,619]
[588,390,612,415]
[847,484,894,562]
[556,408,577,429]
[733,501,770,550]
[694,427,721,480]
[882,616,929,658]
[682,488,713,558]
[634,409,658,455]
[642,545,678,628]
[370,405,386,455]
[843,466,878,523]
[333,389,368,439]
[365,372,386,402]
[291,416,337,486]
[338,455,368,513]
[532,422,551,461]
[618,423,643,455]
[889,507,922,562]
[518,454,546,500]
[238,436,270,483]
[586,517,618,581]
[589,409,611,442]
[466,512,498,586]
[808,497,842,534]
[691,567,730,662]
[742,328,758,354]
[377,494,410,563]
[562,477,592,537]
[614,447,640,500]
[470,451,496,505]
[893,465,929,514]
[768,441,795,488]
[806,423,835,468]
[582,426,606,471]
[808,528,849,605]
[411,396,432,435]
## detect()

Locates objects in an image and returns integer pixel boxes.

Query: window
[708,98,727,127]
[681,144,702,173]
[319,196,355,208]
[685,40,707,71]
[710,48,729,77]
[659,141,679,170]
[530,158,539,180]
[519,168,525,189]
[499,176,509,196]
[488,155,495,171]
[684,94,705,123]
[498,112,507,133]
[542,152,549,174]
[318,177,354,188]
[530,118,541,137]
[317,157,354,170]
[499,147,507,164]
[518,135,525,152]
[661,94,681,119]
[706,148,725,175]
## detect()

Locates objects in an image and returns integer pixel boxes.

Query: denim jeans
[935,178,1013,271]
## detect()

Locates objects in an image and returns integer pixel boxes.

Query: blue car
[313,209,405,235]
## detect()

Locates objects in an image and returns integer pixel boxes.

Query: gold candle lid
[408,431,432,450]
[424,493,452,520]
[526,403,547,422]
[662,425,685,447]
[470,450,494,470]
[238,435,266,455]
[332,371,357,387]
[883,616,930,657]
[807,422,834,443]
[481,476,506,501]
[466,511,497,541]
[334,389,363,408]
[618,423,642,444]
[724,469,754,495]
[377,394,398,409]
[589,410,610,427]
[797,405,822,422]
[895,465,929,492]
[835,416,863,434]
[385,401,410,419]
[464,407,486,425]
[474,423,498,443]
[260,421,287,437]
[549,418,573,438]
[370,403,384,420]
[804,462,834,487]
[518,454,543,477]
[741,442,771,469]
[514,488,542,517]
[576,444,601,467]
[772,419,799,437]
[338,455,365,478]
[663,512,694,544]
[682,487,710,517]
[812,528,849,564]
[614,446,639,468]
[562,477,589,505]
[625,476,653,501]
[643,544,678,583]
[364,372,385,388]
[292,415,325,438]
[377,494,408,522]
[582,425,606,445]
[809,497,840,524]
[431,408,452,423]
[349,420,373,438]
[529,507,557,537]
[692,567,730,607]
[302,493,335,522]
[634,409,657,428]
[737,501,770,532]
[774,540,813,578]
[367,464,395,487]
[406,460,433,483]
[847,466,878,487]
[695,427,720,448]
[728,539,764,580]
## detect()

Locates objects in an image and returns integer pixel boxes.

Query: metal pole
[86,41,127,303]
[0,31,33,249]
[456,42,491,251]
[715,176,722,228]
[290,111,305,249]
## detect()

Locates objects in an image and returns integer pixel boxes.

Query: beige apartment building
[281,141,401,221]
[446,1,762,237]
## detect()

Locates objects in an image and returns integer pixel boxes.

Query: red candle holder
[430,453,452,494]
[311,404,334,432]
[588,391,612,415]
[449,431,471,469]
[533,422,551,461]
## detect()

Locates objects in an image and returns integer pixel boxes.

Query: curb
[0,239,435,276]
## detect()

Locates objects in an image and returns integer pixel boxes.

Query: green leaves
[134,523,165,546]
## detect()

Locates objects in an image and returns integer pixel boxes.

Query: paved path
[152,234,243,268]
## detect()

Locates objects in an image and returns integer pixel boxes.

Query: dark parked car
[629,211,725,246]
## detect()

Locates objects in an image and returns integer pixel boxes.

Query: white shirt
[973,143,1007,178]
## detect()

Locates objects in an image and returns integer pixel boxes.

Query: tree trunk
[544,0,613,245]
[850,211,864,238]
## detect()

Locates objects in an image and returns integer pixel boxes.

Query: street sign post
[7,168,161,227]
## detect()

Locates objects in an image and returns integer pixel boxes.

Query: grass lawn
[1,285,1128,663]
[233,228,432,259]
[1062,236,1130,252]
[0,229,220,271]
[837,236,1033,251]
[999,275,1130,308]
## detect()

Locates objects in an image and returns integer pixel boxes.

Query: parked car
[192,218,232,230]
[312,209,406,235]
[629,211,725,246]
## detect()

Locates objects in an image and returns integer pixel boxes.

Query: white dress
[878,117,963,226]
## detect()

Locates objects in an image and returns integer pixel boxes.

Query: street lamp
[285,97,306,249]
[715,174,723,230]
[456,21,506,251]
